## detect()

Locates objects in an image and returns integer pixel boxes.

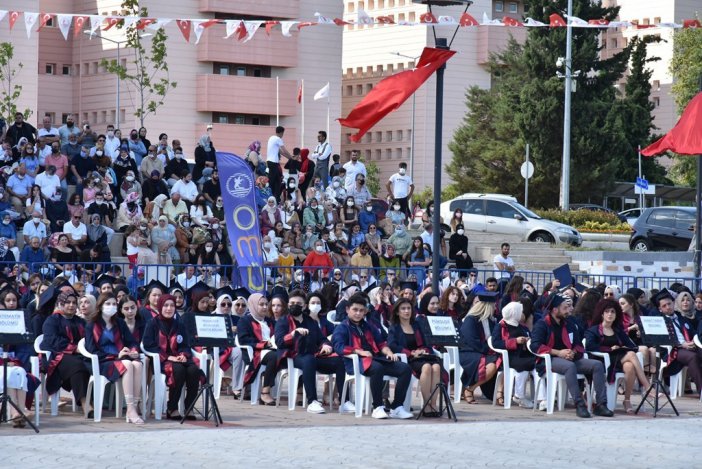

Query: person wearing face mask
[194,134,217,185]
[115,191,144,232]
[69,144,97,191]
[348,174,372,209]
[379,244,401,281]
[254,175,273,210]
[281,176,304,211]
[211,196,226,224]
[85,293,145,424]
[277,241,295,284]
[196,240,221,271]
[87,191,115,231]
[6,163,34,213]
[386,162,414,219]
[340,196,359,232]
[141,169,169,206]
[303,197,325,234]
[449,223,473,273]
[189,195,213,228]
[261,235,279,281]
[386,199,407,227]
[259,196,282,236]
[20,141,40,181]
[174,214,195,263]
[387,224,413,258]
[358,202,377,234]
[325,175,347,206]
[274,289,347,414]
[342,150,367,192]
[120,169,143,203]
[61,132,82,161]
[44,142,70,196]
[35,164,61,200]
[127,129,147,166]
[140,144,165,182]
[164,146,189,188]
[102,125,121,159]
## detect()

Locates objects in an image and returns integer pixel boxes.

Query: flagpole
[301,79,305,148]
[637,144,643,209]
[276,76,279,127]
[326,89,330,137]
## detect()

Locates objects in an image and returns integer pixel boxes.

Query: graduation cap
[232,287,250,300]
[652,288,674,307]
[626,287,645,299]
[93,274,117,291]
[477,291,499,303]
[0,284,18,299]
[139,278,169,300]
[270,285,289,303]
[38,284,76,314]
[399,281,418,292]
[545,292,572,310]
[168,282,185,295]
[185,281,211,308]
[342,281,360,292]
[363,281,377,294]
[215,285,236,300]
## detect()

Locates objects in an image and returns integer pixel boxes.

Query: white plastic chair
[488,336,519,409]
[210,345,245,400]
[278,357,337,412]
[583,339,626,411]
[362,353,412,415]
[141,342,167,420]
[443,346,462,403]
[235,335,274,405]
[339,354,368,418]
[659,345,685,399]
[527,339,592,415]
[77,338,123,422]
[695,335,702,402]
[34,334,76,416]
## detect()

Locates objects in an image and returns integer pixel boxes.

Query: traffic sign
[635,177,649,190]
[520,161,534,179]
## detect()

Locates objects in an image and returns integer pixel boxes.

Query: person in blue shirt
[0,211,17,242]
[20,236,46,274]
[358,201,377,234]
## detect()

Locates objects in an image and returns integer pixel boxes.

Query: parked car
[629,206,695,252]
[571,203,627,222]
[619,207,645,227]
[440,193,582,246]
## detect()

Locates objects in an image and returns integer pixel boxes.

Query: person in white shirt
[63,215,88,252]
[34,165,62,199]
[493,242,515,280]
[170,171,198,203]
[35,138,52,167]
[262,234,279,280]
[311,130,333,188]
[386,162,414,218]
[342,150,367,192]
[176,265,199,290]
[37,116,60,145]
[266,126,293,200]
[103,124,121,160]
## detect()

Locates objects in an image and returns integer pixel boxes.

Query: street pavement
[2,390,700,468]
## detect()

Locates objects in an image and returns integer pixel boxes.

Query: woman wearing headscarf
[151,215,177,264]
[193,134,216,184]
[174,213,195,264]
[119,169,142,203]
[237,293,279,405]
[86,213,108,250]
[143,294,204,420]
[259,196,281,236]
[144,193,168,224]
[254,175,273,210]
[212,292,244,396]
[491,301,537,408]
[115,191,143,232]
[297,148,315,197]
[244,140,266,175]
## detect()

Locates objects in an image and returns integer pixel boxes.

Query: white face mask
[183,221,191,228]
[175,153,182,159]
[107,131,114,138]
[33,217,41,224]
[399,168,406,175]
[212,223,219,230]
[216,202,222,208]
[205,246,213,253]
[102,304,118,316]
[126,175,135,182]
[309,304,322,314]
[346,201,354,207]
[315,246,324,253]
[457,229,465,235]
[2,220,9,225]
[333,181,340,188]
[96,150,103,156]
[264,242,272,250]
[288,183,296,189]
[393,205,400,210]
[283,247,291,254]
[366,206,372,212]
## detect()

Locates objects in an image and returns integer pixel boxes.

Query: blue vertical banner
[216,152,265,293]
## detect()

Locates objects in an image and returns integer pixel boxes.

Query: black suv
[629,206,695,252]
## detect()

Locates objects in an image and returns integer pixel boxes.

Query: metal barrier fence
[3,260,700,297]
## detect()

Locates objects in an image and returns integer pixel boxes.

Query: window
[253,68,262,77]
[495,1,504,13]
[365,150,371,160]
[642,18,650,26]
[652,97,660,107]
[217,115,229,124]
[385,148,392,159]
[101,111,107,123]
[251,117,260,125]
[654,17,661,25]
[345,85,353,96]
[348,2,355,13]
[236,67,246,76]
[92,61,98,74]
[486,200,520,219]
[653,80,660,91]
[365,83,373,93]
[375,149,382,160]
[408,12,415,22]
[83,63,90,75]
[609,38,617,49]
[216,63,229,75]
[364,133,371,143]
[62,65,71,76]
[234,116,245,124]
[675,211,695,230]
[356,84,363,95]
[386,131,393,142]
[45,16,55,27]
[396,148,402,159]
[509,2,518,13]
[375,131,382,143]
[61,113,70,124]
[397,130,403,141]
[647,209,675,228]
[45,63,55,75]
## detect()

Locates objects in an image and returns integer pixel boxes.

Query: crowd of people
[1,115,701,428]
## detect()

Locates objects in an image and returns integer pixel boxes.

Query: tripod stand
[635,345,679,418]
[1,350,39,433]
[181,349,222,426]
[416,382,457,422]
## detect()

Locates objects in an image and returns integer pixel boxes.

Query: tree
[0,42,32,121]
[667,21,702,186]
[101,0,177,127]
[448,0,641,208]
[365,160,381,196]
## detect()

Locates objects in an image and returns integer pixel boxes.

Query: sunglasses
[360,276,368,279]
[221,302,232,306]
[334,273,342,276]
[235,303,246,308]
[469,274,477,278]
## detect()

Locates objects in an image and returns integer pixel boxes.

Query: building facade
[2,0,343,157]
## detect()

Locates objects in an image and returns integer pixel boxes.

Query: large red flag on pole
[642,92,702,156]
[339,47,456,142]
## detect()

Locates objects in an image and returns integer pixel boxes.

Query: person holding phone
[85,293,144,424]
[274,289,346,414]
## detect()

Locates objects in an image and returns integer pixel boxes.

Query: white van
[439,193,582,246]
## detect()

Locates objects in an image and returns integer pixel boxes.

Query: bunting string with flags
[0,10,700,44]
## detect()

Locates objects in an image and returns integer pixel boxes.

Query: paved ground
[2,389,700,467]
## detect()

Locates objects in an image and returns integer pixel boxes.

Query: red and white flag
[58,14,73,40]
[193,19,218,44]
[24,12,39,38]
[8,11,21,31]
[460,13,479,27]
[176,19,191,42]
[297,83,303,104]
[37,12,52,31]
[550,13,566,27]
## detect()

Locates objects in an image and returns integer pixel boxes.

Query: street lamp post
[412,0,473,294]
[391,52,420,185]
[559,0,574,210]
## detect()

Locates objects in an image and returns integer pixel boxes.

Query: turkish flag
[339,47,456,142]
[103,17,120,31]
[265,21,280,35]
[503,17,523,27]
[683,19,702,29]
[297,84,302,104]
[460,13,479,27]
[37,13,52,31]
[176,20,191,42]
[550,13,566,27]
[642,93,702,156]
[334,18,351,26]
[420,13,438,24]
[376,16,395,25]
[8,11,20,31]
[297,21,316,30]
[235,21,247,41]
[74,15,89,38]
[588,19,610,26]
[136,18,156,30]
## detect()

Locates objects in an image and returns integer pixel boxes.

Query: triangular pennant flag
[73,15,88,38]
[357,9,374,25]
[24,12,39,39]
[193,19,218,44]
[122,16,139,31]
[235,21,247,40]
[333,18,352,26]
[241,21,263,43]
[377,15,395,25]
[524,17,547,27]
[314,13,334,25]
[58,14,72,40]
[136,18,156,30]
[0,11,7,25]
[683,19,702,29]
[503,16,523,27]
[8,11,21,31]
[420,12,438,24]
[565,15,588,27]
[460,13,479,27]
[588,19,610,27]
[265,20,280,35]
[481,12,503,26]
[176,19,191,42]
[147,18,171,31]
[103,17,120,31]
[314,82,330,101]
[549,13,566,27]
[281,21,298,37]
[37,12,53,32]
[89,15,102,36]
[438,16,458,25]
[297,21,316,30]
[224,20,238,39]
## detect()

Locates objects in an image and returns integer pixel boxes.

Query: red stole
[47,312,85,379]
[91,319,127,375]
[156,320,180,387]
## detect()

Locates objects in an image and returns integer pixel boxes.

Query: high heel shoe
[259,391,276,406]
[623,399,634,414]
[126,413,145,425]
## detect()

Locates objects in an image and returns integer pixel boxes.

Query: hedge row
[534,209,632,232]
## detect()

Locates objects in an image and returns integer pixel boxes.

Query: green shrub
[534,209,631,231]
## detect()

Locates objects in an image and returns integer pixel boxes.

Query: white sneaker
[371,406,389,419]
[388,406,413,419]
[538,400,548,412]
[339,401,356,414]
[306,400,325,414]
[515,397,534,409]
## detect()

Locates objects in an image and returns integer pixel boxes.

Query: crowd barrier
[2,260,699,298]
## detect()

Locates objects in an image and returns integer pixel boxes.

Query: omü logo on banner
[216,152,265,292]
